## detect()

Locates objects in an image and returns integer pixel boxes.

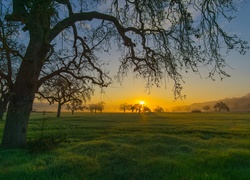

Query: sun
[139,100,145,105]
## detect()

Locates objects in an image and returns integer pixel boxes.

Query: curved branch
[49,11,136,47]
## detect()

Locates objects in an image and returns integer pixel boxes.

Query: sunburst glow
[139,100,145,105]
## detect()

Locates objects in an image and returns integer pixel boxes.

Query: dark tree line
[120,103,165,113]
[202,102,230,112]
[0,0,248,148]
[119,103,148,113]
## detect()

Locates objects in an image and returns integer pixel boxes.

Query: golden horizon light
[139,100,145,105]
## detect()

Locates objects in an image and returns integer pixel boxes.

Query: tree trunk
[57,103,62,118]
[1,63,37,148]
[2,90,34,148]
[1,39,47,148]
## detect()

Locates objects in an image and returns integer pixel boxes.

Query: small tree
[132,104,142,113]
[119,103,130,113]
[203,105,211,112]
[154,106,164,113]
[89,104,97,113]
[143,106,151,113]
[129,104,136,113]
[214,102,230,112]
[89,102,105,113]
[37,76,93,117]
[66,99,85,115]
[96,102,105,113]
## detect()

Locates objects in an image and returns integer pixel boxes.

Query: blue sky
[13,0,247,112]
[89,1,250,111]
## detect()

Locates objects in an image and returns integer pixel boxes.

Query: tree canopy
[0,0,248,148]
[37,75,93,117]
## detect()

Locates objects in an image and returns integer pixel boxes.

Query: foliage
[120,103,151,113]
[66,100,85,115]
[132,104,142,113]
[37,76,93,117]
[154,106,164,113]
[119,103,131,113]
[142,105,151,113]
[214,102,230,112]
[203,105,211,112]
[88,101,105,113]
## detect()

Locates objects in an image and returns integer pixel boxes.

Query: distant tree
[143,106,151,113]
[37,76,93,117]
[214,102,230,112]
[129,104,136,113]
[133,104,142,113]
[89,101,105,113]
[154,106,164,113]
[89,104,97,113]
[66,99,85,115]
[119,103,130,113]
[203,105,211,112]
[96,101,105,113]
[191,110,202,113]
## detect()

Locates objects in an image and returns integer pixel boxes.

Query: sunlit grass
[0,112,250,179]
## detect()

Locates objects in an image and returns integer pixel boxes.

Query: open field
[0,112,250,179]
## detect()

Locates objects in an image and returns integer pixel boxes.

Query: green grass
[1,112,250,179]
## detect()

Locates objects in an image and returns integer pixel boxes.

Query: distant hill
[170,93,250,112]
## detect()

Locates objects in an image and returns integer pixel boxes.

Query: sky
[35,1,250,112]
[88,1,250,112]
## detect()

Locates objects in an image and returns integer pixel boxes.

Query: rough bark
[1,39,48,148]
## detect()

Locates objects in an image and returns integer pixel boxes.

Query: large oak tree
[0,0,248,148]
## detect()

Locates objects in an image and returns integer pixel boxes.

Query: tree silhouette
[37,76,93,117]
[203,105,211,112]
[214,102,230,112]
[66,100,85,115]
[89,102,105,113]
[154,106,164,113]
[1,0,248,148]
[119,103,130,113]
[129,104,136,113]
[133,104,142,113]
[142,106,151,113]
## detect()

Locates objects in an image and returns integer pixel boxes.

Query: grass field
[0,112,250,179]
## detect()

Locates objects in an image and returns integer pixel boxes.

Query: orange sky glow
[34,2,250,112]
[89,2,250,112]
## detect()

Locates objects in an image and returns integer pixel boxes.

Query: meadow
[0,112,250,179]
